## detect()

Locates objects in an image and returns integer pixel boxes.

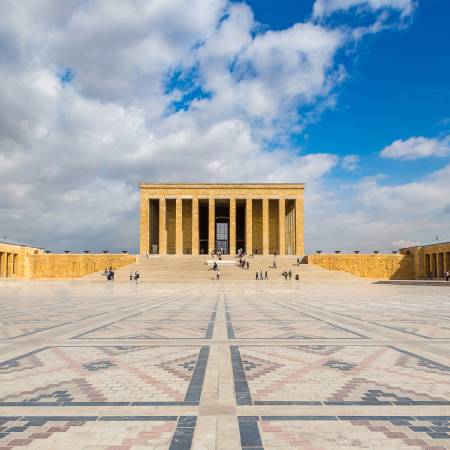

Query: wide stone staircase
[82,255,361,283]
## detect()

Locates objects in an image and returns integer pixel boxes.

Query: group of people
[281,270,299,281]
[129,271,140,283]
[428,270,450,281]
[238,258,250,270]
[256,270,268,280]
[211,248,225,260]
[104,267,114,281]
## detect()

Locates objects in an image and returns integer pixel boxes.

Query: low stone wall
[28,254,136,279]
[307,254,414,280]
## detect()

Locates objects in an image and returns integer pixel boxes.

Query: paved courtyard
[0,278,450,449]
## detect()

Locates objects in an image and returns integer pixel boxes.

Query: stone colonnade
[140,184,305,256]
[424,250,450,279]
[0,251,19,277]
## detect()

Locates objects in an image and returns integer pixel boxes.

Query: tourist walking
[216,269,220,280]
[129,272,133,281]
[246,261,249,270]
[446,270,450,282]
[288,270,292,280]
[265,270,268,280]
[256,272,259,280]
[135,271,140,284]
[260,270,263,280]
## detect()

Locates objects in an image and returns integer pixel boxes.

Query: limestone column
[208,197,215,254]
[295,196,305,256]
[262,197,269,255]
[139,196,149,255]
[229,197,236,256]
[245,197,253,255]
[192,197,199,255]
[159,197,167,255]
[175,197,183,255]
[0,252,4,277]
[279,198,286,256]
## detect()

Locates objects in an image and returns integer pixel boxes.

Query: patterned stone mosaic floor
[0,279,449,449]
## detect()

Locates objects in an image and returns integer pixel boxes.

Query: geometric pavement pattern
[1,278,450,449]
[232,345,450,405]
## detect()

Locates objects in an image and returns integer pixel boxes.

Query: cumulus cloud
[313,0,415,19]
[341,154,359,171]
[1,0,439,253]
[380,136,450,160]
[307,163,450,252]
[391,240,419,249]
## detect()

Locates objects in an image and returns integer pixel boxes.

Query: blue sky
[0,0,449,252]
[248,0,450,182]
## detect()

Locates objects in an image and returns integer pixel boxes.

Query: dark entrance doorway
[199,200,209,255]
[216,221,229,254]
[215,200,230,254]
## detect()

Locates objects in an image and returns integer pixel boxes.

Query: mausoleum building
[139,183,305,256]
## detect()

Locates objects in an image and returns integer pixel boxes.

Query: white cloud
[307,163,450,252]
[2,0,440,254]
[391,240,419,249]
[313,0,415,19]
[380,136,450,160]
[341,154,359,171]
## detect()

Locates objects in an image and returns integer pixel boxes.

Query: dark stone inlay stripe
[227,321,236,339]
[238,416,263,449]
[169,416,197,450]
[231,345,252,405]
[205,310,217,339]
[0,322,71,340]
[184,346,209,403]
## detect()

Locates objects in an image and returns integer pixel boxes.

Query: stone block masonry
[307,253,415,280]
[0,241,136,279]
[28,254,137,279]
[139,183,305,256]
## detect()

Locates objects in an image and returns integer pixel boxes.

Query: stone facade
[400,242,450,279]
[0,241,135,279]
[28,253,136,279]
[307,254,415,280]
[140,183,305,256]
[0,240,43,278]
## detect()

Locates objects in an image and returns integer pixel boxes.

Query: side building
[400,242,450,279]
[140,183,305,256]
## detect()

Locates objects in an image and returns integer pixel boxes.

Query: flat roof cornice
[140,182,305,188]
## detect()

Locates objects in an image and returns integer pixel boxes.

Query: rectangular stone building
[140,183,305,256]
[400,242,450,279]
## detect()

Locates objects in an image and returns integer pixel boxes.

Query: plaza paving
[0,275,450,449]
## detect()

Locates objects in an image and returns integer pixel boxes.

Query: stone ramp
[82,256,364,283]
